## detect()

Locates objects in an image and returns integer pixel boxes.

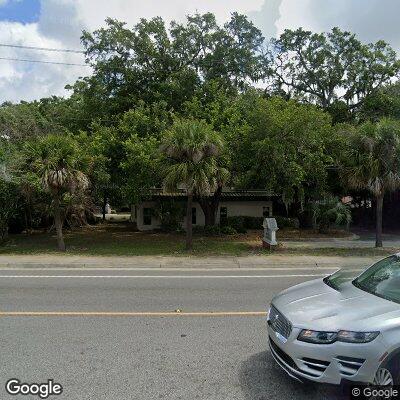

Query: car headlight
[298,329,380,344]
[337,330,380,343]
[266,305,271,321]
[298,329,337,344]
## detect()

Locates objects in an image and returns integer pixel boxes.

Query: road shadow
[239,351,346,400]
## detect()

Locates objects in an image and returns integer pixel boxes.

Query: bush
[0,180,21,241]
[225,216,265,232]
[220,226,237,235]
[203,225,222,236]
[225,215,300,231]
[225,216,247,233]
[243,216,264,229]
[8,214,25,234]
[193,225,238,236]
[308,198,351,233]
[274,216,300,229]
[193,225,221,236]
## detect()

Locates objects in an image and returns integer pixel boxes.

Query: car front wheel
[373,367,394,386]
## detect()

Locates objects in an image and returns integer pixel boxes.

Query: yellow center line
[0,311,267,317]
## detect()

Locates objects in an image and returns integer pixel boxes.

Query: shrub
[308,198,352,233]
[274,216,300,229]
[220,226,237,235]
[225,216,266,231]
[243,216,264,229]
[8,214,25,234]
[193,225,221,236]
[203,225,222,236]
[0,180,21,242]
[226,216,247,233]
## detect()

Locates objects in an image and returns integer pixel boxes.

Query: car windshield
[324,269,356,291]
[353,255,400,304]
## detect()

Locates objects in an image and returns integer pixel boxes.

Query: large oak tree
[268,27,400,111]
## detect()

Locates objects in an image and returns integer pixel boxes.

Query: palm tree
[198,166,230,226]
[21,134,89,251]
[161,119,225,250]
[341,119,400,247]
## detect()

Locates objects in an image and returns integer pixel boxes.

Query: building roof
[147,189,277,200]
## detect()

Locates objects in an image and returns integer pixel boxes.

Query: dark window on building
[192,207,197,225]
[220,207,228,225]
[143,208,152,226]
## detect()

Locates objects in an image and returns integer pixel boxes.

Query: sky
[0,0,399,103]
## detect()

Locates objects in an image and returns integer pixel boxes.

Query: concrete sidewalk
[281,231,400,249]
[282,239,400,249]
[0,254,381,269]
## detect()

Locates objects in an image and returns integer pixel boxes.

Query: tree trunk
[375,194,384,248]
[102,194,107,221]
[28,199,33,232]
[199,186,222,226]
[24,209,28,233]
[54,195,66,252]
[0,224,8,243]
[186,192,193,250]
[130,204,136,223]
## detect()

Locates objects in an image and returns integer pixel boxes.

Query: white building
[133,189,276,231]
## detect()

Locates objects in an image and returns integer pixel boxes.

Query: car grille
[268,304,292,339]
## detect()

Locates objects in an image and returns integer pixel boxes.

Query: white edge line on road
[0,274,326,278]
[0,311,267,317]
[0,267,347,271]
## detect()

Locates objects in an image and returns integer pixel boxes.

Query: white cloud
[0,0,265,103]
[74,0,263,29]
[0,20,88,103]
[248,0,281,39]
[38,0,86,47]
[276,0,400,50]
[1,0,399,104]
[275,0,309,34]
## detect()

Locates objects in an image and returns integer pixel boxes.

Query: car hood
[272,278,400,332]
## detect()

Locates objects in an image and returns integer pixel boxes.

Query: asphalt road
[0,267,354,400]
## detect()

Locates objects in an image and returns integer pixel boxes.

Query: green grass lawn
[0,223,396,257]
[0,224,252,256]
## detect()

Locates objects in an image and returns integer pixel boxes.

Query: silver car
[267,253,400,386]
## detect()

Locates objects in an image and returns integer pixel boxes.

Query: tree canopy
[224,95,336,211]
[19,134,92,250]
[1,12,400,249]
[268,27,400,111]
[74,13,265,120]
[161,118,226,248]
[340,119,400,246]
